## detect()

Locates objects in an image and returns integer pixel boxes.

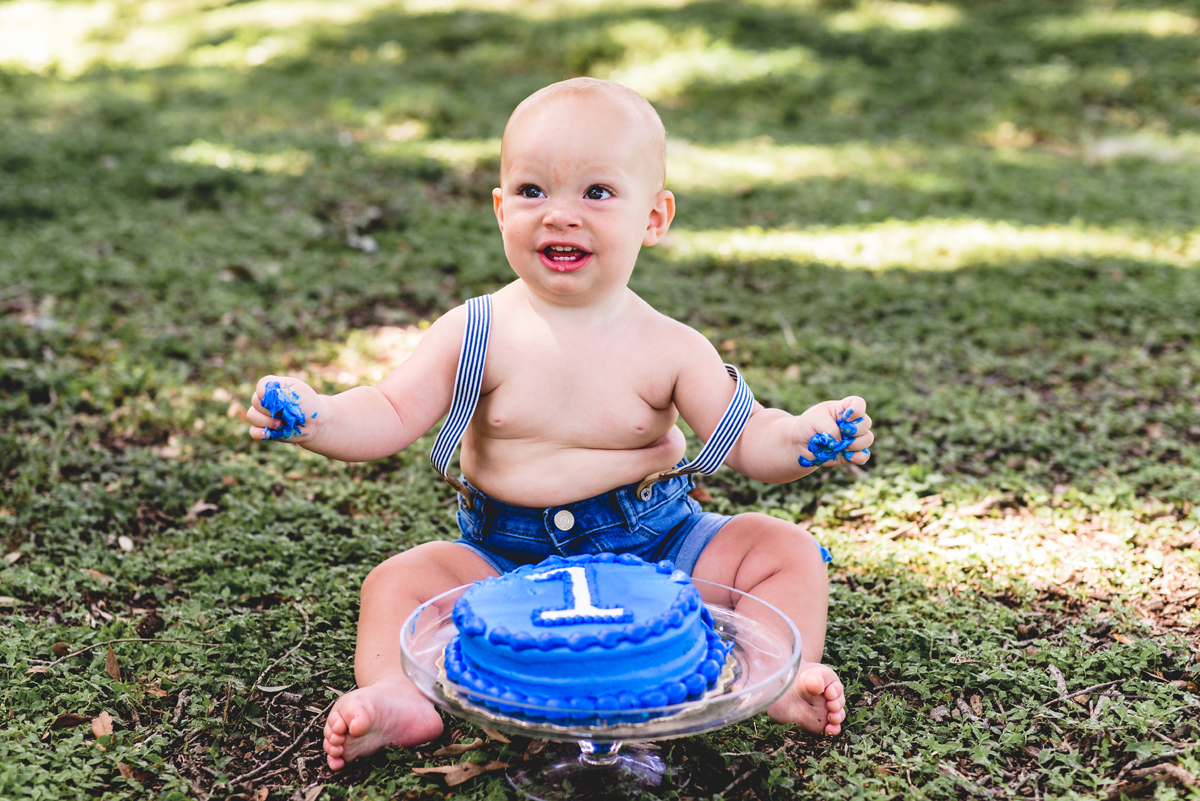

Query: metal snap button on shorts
[453,472,731,576]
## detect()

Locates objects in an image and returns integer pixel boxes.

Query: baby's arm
[245,306,467,462]
[672,327,873,484]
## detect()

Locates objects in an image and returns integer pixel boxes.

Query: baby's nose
[541,202,581,229]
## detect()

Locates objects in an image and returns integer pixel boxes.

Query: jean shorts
[454,472,730,576]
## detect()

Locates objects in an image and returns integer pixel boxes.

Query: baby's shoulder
[634,300,720,359]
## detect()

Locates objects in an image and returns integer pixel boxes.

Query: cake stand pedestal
[400,579,802,800]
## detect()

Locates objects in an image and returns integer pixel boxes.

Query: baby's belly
[461,428,687,507]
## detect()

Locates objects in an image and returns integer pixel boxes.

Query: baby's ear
[492,187,504,230]
[643,189,675,246]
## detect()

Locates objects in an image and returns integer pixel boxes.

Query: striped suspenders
[428,295,491,510]
[428,294,755,508]
[633,364,755,501]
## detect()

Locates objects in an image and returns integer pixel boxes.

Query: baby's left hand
[793,398,874,467]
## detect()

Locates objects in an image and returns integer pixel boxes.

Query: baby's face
[493,92,673,306]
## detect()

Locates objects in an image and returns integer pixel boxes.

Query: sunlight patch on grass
[169,140,313,176]
[667,220,1200,271]
[0,0,394,76]
[402,0,687,16]
[666,137,946,192]
[367,138,500,172]
[603,22,822,101]
[822,510,1193,599]
[827,0,963,32]
[1031,8,1199,40]
[1083,132,1200,164]
[305,326,425,387]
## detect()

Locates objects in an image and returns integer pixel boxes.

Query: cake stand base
[507,741,671,801]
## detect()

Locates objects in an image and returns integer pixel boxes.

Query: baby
[247,78,872,771]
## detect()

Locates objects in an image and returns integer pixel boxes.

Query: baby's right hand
[247,376,323,444]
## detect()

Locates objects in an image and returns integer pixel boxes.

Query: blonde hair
[501,78,667,189]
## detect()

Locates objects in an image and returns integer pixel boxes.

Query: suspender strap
[635,364,755,502]
[429,295,491,510]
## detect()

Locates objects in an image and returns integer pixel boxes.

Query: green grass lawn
[2,0,1199,798]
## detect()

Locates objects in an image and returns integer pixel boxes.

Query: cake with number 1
[443,552,733,723]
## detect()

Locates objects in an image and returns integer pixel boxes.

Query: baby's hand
[247,376,323,443]
[794,398,874,468]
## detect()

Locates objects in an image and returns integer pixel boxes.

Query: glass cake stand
[399,579,802,800]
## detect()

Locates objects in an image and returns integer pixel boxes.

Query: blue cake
[443,552,733,723]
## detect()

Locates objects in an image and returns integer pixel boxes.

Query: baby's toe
[326,709,349,736]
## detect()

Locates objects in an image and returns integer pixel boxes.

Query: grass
[2,0,1199,798]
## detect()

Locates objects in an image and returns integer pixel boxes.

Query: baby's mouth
[542,244,590,270]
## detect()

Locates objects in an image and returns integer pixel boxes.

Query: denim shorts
[454,472,730,576]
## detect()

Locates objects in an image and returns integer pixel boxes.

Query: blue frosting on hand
[261,380,307,440]
[799,408,868,467]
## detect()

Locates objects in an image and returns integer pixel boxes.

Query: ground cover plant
[2,0,1199,798]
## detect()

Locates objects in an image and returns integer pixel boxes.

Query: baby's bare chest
[477,333,678,443]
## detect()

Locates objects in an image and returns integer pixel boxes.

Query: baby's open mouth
[542,244,589,265]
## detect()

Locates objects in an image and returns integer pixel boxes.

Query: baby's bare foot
[766,662,846,736]
[323,675,443,770]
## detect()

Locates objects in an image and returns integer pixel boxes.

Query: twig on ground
[224,698,334,786]
[172,690,189,726]
[252,602,312,694]
[1107,761,1199,799]
[1048,679,1125,706]
[1047,665,1068,696]
[43,638,221,669]
[720,764,761,797]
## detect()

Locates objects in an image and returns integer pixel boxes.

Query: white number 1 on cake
[528,566,627,625]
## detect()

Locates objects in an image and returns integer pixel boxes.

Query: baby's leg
[323,541,498,770]
[691,515,846,736]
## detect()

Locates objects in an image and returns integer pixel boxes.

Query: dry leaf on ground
[432,737,483,756]
[80,568,113,585]
[184,501,219,522]
[412,761,507,787]
[50,713,91,729]
[105,645,122,682]
[480,726,511,743]
[91,711,114,738]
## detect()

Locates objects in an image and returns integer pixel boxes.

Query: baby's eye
[519,185,545,199]
[584,185,613,200]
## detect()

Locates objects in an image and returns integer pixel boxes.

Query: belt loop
[613,487,641,533]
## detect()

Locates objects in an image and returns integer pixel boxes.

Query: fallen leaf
[117,536,134,552]
[26,666,50,675]
[221,475,238,486]
[255,788,269,801]
[117,762,133,779]
[929,705,952,722]
[184,501,219,523]
[524,739,548,759]
[80,568,113,585]
[969,694,983,717]
[91,711,114,738]
[51,713,91,729]
[105,645,122,682]
[0,596,19,607]
[412,761,507,787]
[480,726,510,743]
[302,784,323,801]
[688,486,713,503]
[4,551,20,565]
[432,737,483,756]
[952,495,998,518]
[256,684,294,693]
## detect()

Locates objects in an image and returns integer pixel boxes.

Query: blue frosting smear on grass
[799,408,870,467]
[261,380,308,440]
